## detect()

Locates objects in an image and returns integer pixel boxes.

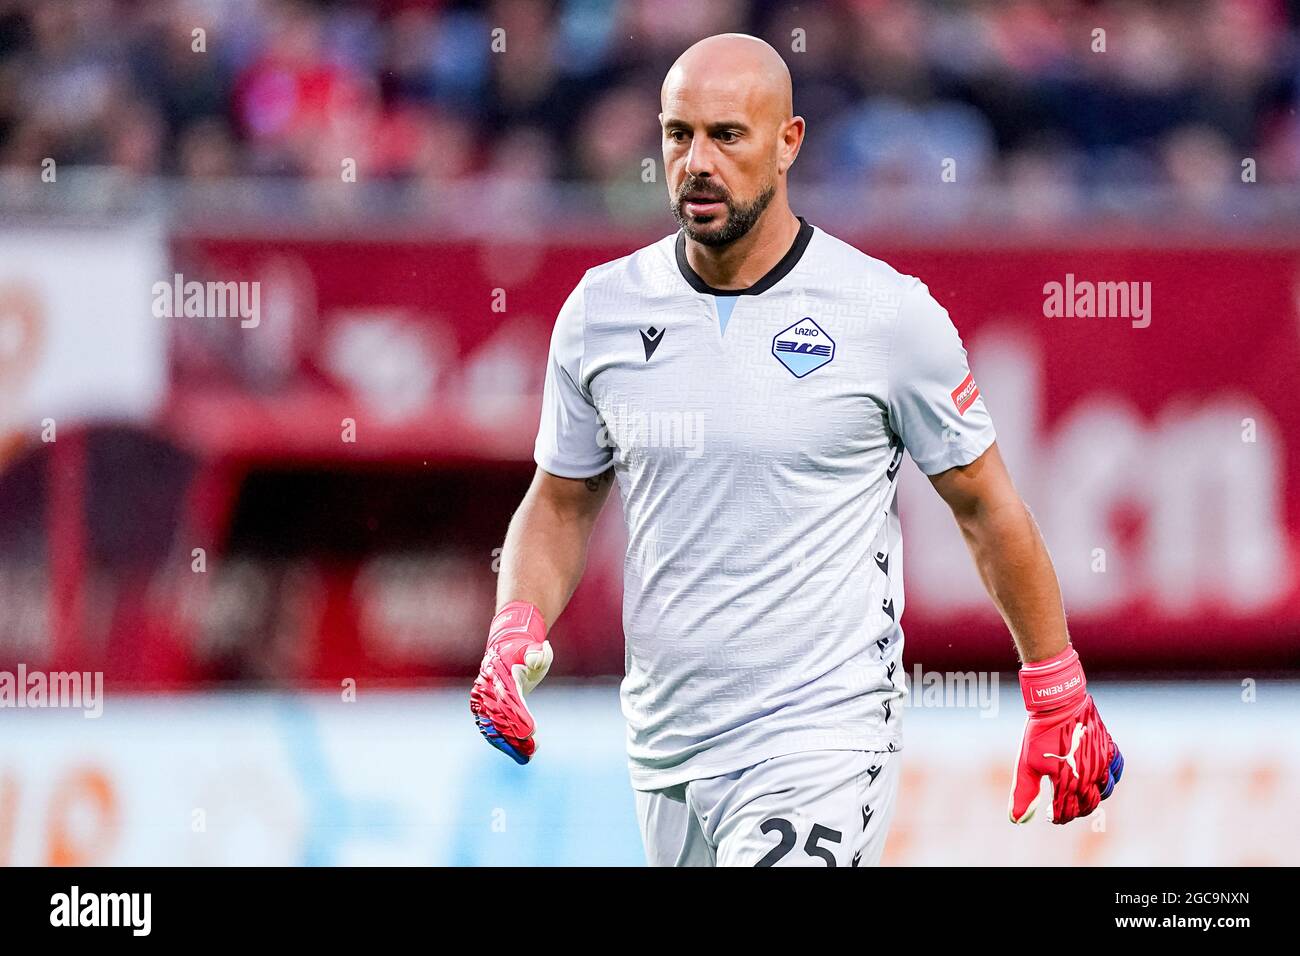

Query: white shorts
[634,749,900,867]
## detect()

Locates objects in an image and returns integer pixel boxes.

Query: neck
[684,205,801,291]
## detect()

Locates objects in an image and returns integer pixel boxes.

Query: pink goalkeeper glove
[1009,644,1124,824]
[470,601,553,765]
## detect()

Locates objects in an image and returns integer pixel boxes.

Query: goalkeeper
[470,33,1122,866]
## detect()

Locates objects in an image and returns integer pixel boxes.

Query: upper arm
[927,441,1020,523]
[528,465,615,526]
[534,274,615,480]
[886,278,996,476]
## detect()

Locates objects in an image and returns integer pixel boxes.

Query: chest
[585,292,893,471]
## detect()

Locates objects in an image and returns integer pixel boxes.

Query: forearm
[954,497,1068,664]
[932,453,1123,825]
[496,468,612,627]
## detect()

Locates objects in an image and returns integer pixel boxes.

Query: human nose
[684,134,717,179]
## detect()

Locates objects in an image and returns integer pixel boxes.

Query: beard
[671,175,778,247]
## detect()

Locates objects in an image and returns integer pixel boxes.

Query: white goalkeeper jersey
[534,217,997,790]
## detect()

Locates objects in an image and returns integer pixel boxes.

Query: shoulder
[805,227,922,300]
[578,232,679,303]
[551,233,677,360]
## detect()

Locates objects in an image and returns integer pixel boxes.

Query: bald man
[471,34,1123,866]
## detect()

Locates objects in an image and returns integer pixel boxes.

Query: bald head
[662,34,792,124]
[660,34,804,247]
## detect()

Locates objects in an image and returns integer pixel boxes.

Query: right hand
[469,601,553,765]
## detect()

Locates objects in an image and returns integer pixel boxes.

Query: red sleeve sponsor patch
[951,372,980,416]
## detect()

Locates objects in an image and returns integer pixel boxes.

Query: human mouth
[682,192,726,216]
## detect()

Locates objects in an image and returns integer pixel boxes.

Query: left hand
[1009,644,1124,824]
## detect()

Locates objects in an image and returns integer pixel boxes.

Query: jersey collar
[675,215,814,297]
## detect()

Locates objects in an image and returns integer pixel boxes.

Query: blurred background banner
[2,230,1296,684]
[1,0,1298,865]
[0,222,167,437]
[1,684,1295,866]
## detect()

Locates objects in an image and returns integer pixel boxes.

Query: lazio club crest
[772,316,835,378]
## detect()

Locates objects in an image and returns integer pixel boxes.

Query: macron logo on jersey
[772,317,835,378]
[951,372,980,416]
[640,325,665,361]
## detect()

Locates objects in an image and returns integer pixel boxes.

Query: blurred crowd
[1,0,1299,197]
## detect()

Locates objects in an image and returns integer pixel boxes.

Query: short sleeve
[886,278,996,475]
[533,276,614,479]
